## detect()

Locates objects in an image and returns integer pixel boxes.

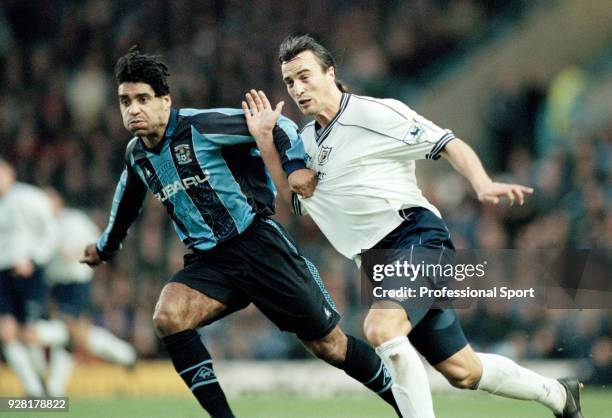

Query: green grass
[15,390,611,418]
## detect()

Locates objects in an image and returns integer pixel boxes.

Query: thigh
[409,308,469,365]
[364,209,455,328]
[168,251,251,326]
[0,269,47,324]
[155,282,230,330]
[239,218,340,341]
[51,282,91,319]
[0,271,16,318]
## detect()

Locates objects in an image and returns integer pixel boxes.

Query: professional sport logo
[192,365,216,384]
[318,146,333,166]
[154,171,210,202]
[407,120,425,143]
[174,144,193,165]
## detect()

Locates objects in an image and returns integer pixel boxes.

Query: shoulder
[124,137,139,163]
[178,108,248,135]
[61,208,96,228]
[61,208,85,221]
[344,94,415,121]
[12,183,44,199]
[11,183,52,210]
[299,120,316,141]
[179,108,245,125]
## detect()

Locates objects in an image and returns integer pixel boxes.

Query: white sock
[46,347,74,397]
[376,336,435,418]
[2,341,46,396]
[476,353,565,414]
[34,320,70,347]
[27,345,47,377]
[87,326,136,365]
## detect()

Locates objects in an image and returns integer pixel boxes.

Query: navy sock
[162,329,234,418]
[341,335,401,416]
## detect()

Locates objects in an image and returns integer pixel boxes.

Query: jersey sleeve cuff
[96,244,114,262]
[291,192,304,216]
[283,159,307,176]
[427,132,455,160]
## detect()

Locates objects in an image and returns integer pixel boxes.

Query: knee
[67,321,89,352]
[444,364,482,390]
[152,303,189,337]
[0,317,18,343]
[363,309,410,348]
[364,324,393,348]
[21,326,38,345]
[152,283,226,338]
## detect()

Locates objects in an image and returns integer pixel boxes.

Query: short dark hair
[278,34,346,92]
[114,46,170,96]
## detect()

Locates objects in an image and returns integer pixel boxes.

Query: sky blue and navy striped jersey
[96,107,306,260]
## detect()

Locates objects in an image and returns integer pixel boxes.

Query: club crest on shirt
[174,144,193,165]
[318,146,333,166]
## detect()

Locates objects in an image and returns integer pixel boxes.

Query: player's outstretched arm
[242,89,317,203]
[440,138,533,205]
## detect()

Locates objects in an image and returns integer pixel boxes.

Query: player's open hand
[80,243,103,268]
[242,89,284,142]
[289,168,317,198]
[477,182,534,205]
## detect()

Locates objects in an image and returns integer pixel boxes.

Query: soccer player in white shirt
[241,35,584,418]
[34,189,137,396]
[0,158,57,396]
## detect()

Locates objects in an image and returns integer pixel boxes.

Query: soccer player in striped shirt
[242,34,584,418]
[80,47,400,417]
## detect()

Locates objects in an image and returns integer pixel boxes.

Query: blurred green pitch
[12,390,610,418]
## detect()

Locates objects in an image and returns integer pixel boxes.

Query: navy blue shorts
[364,207,468,365]
[169,217,340,341]
[0,268,47,324]
[51,282,91,318]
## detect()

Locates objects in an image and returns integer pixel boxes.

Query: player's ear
[162,94,172,109]
[327,66,336,79]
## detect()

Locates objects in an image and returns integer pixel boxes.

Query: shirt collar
[164,107,179,138]
[315,93,350,146]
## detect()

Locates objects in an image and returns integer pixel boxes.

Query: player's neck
[142,132,164,149]
[315,89,343,129]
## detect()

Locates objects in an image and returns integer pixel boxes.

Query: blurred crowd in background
[0,0,609,384]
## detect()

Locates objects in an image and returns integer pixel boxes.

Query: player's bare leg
[432,345,482,389]
[153,282,235,418]
[433,344,583,418]
[0,315,46,396]
[301,325,347,365]
[301,325,401,416]
[364,304,435,418]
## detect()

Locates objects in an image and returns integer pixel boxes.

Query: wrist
[472,177,493,195]
[253,130,274,141]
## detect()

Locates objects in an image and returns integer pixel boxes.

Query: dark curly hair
[114,46,170,96]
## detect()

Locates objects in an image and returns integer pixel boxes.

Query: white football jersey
[0,183,58,270]
[292,93,454,261]
[46,208,100,284]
